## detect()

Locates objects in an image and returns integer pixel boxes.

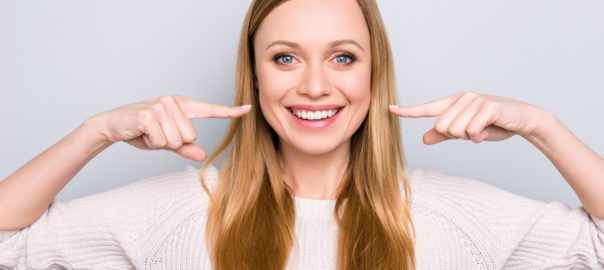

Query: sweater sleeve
[503,201,604,268]
[410,169,604,269]
[0,165,206,269]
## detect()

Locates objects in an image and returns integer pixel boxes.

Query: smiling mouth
[287,107,343,121]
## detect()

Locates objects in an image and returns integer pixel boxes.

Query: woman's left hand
[388,91,550,145]
[390,91,604,219]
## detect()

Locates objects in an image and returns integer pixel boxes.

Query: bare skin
[0,95,251,230]
[2,90,602,231]
[390,91,604,218]
[253,0,372,199]
[1,0,602,231]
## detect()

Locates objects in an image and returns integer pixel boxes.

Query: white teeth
[292,108,340,121]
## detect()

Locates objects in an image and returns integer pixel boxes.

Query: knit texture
[1,165,603,269]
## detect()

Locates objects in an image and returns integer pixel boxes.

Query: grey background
[0,0,602,208]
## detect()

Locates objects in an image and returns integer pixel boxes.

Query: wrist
[521,108,565,150]
[77,116,115,154]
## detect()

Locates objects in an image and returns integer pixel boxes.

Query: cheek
[256,65,295,128]
[257,65,292,96]
[335,65,371,110]
[336,66,371,135]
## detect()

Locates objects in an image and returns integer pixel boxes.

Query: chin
[283,136,347,156]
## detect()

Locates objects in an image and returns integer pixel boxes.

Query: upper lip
[286,104,344,111]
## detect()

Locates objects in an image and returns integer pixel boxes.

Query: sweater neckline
[294,196,336,220]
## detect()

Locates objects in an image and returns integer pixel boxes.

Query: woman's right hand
[1,94,250,230]
[87,95,252,162]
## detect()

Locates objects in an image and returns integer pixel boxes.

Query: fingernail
[388,105,399,109]
[241,104,252,109]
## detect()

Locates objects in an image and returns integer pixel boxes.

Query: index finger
[389,93,462,118]
[176,97,252,119]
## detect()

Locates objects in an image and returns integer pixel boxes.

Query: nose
[297,62,331,99]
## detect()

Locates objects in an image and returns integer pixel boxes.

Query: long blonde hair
[200,0,415,269]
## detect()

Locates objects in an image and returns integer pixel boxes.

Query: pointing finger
[175,96,252,119]
[389,92,463,118]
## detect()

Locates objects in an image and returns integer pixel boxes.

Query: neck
[279,140,350,200]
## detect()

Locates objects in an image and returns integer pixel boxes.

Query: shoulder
[50,163,222,240]
[51,164,220,228]
[122,163,218,195]
[406,168,545,225]
[127,163,219,219]
[406,168,543,210]
[110,164,219,265]
[0,164,221,268]
[64,163,219,208]
[406,169,547,267]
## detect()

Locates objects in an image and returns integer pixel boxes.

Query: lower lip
[288,108,343,130]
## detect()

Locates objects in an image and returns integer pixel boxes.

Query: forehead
[254,0,370,50]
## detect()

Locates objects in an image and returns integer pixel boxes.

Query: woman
[1,0,603,269]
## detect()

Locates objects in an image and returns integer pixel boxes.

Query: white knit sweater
[1,165,603,269]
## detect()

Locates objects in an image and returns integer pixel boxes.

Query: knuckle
[460,91,478,101]
[483,101,499,114]
[474,96,485,106]
[454,91,466,97]
[172,95,186,107]
[150,137,166,149]
[167,140,182,150]
[138,109,154,123]
[467,132,481,142]
[158,95,175,104]
[172,94,185,102]
[150,103,165,112]
[434,123,447,134]
[448,127,464,138]
[466,91,479,100]
[471,131,485,143]
[466,127,481,137]
[183,132,197,143]
[157,138,168,148]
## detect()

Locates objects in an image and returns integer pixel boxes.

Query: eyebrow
[264,39,365,52]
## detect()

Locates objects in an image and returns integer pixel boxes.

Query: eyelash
[272,51,357,66]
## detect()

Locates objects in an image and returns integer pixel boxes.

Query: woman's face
[254,0,371,155]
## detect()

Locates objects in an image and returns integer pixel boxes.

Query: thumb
[173,143,207,162]
[422,128,452,145]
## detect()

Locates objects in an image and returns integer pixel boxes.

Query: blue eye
[273,53,296,65]
[334,54,354,64]
[280,55,294,64]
